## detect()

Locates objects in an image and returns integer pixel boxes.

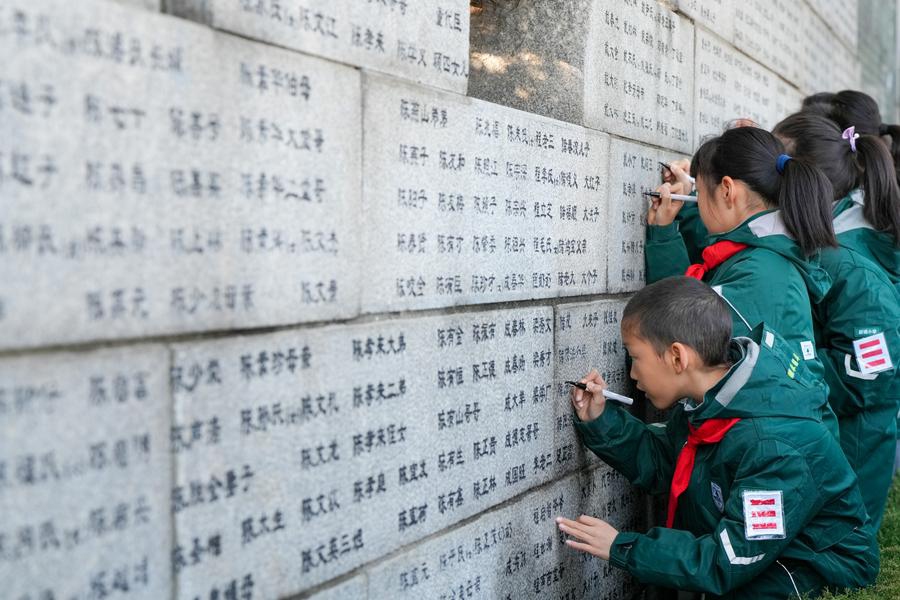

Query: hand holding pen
[567,369,628,422]
[646,182,687,227]
[565,381,633,405]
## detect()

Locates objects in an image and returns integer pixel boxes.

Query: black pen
[643,190,697,203]
[564,381,634,405]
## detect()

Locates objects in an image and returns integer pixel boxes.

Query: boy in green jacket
[558,277,878,599]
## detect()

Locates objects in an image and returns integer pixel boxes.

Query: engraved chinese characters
[584,1,694,152]
[362,74,610,314]
[5,0,884,598]
[0,347,173,600]
[0,0,361,349]
[554,299,632,479]
[693,28,776,145]
[171,306,557,596]
[168,0,470,94]
[606,139,683,293]
[369,467,642,600]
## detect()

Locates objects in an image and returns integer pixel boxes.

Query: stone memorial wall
[1,1,894,599]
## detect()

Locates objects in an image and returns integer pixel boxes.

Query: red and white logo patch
[742,490,785,540]
[853,332,894,375]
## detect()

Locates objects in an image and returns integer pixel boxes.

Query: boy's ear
[668,342,691,374]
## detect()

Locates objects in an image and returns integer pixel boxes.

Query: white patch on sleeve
[800,340,816,361]
[764,331,775,348]
[742,490,786,540]
[720,529,766,565]
[845,354,878,380]
[853,332,894,374]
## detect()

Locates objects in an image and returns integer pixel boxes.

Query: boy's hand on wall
[555,514,619,561]
[571,368,607,422]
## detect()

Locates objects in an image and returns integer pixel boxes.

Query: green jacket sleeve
[608,439,822,595]
[573,404,683,495]
[816,256,900,415]
[674,202,708,264]
[645,223,692,284]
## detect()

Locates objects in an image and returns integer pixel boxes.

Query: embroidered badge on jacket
[711,482,725,513]
[742,490,786,540]
[853,332,894,374]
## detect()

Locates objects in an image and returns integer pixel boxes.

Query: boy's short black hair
[622,277,732,366]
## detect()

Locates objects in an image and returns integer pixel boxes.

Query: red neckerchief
[685,241,749,280]
[666,418,741,528]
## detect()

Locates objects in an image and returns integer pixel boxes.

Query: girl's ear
[720,176,736,208]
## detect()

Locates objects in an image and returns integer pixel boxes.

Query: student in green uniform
[558,276,878,599]
[801,90,900,287]
[772,112,900,526]
[645,127,839,435]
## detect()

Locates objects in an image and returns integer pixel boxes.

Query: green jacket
[815,245,900,418]
[646,211,836,434]
[823,191,900,525]
[674,201,708,264]
[833,189,900,294]
[815,245,900,528]
[575,325,878,598]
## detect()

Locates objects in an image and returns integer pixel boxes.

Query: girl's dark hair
[801,92,836,117]
[773,112,900,245]
[689,127,837,256]
[828,90,900,186]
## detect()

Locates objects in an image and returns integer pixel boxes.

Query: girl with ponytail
[827,90,900,185]
[773,112,900,528]
[780,108,900,286]
[645,126,838,435]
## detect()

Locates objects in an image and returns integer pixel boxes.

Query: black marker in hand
[564,381,634,405]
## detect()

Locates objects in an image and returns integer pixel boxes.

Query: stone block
[470,0,694,152]
[361,73,610,314]
[0,345,173,599]
[858,0,898,122]
[675,0,734,40]
[800,6,861,94]
[469,0,593,126]
[773,78,803,126]
[740,0,862,97]
[0,0,362,350]
[368,467,642,599]
[732,0,805,89]
[553,298,633,479]
[115,0,159,10]
[583,1,694,152]
[807,0,858,54]
[306,575,368,600]
[170,304,556,597]
[605,138,685,293]
[167,0,470,94]
[694,27,778,147]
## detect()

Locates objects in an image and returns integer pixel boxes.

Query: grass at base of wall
[821,477,900,599]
